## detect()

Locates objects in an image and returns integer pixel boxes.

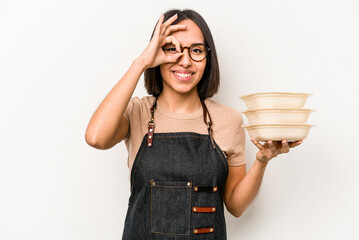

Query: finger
[160,14,179,35]
[157,14,165,27]
[162,13,178,29]
[271,141,282,148]
[163,24,187,37]
[161,36,183,63]
[160,36,182,53]
[154,14,165,37]
[281,140,290,153]
[288,140,303,148]
[250,138,265,151]
[166,52,184,63]
[268,141,278,156]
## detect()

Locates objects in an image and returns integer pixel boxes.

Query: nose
[178,48,192,68]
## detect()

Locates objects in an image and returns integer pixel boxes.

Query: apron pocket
[150,180,192,235]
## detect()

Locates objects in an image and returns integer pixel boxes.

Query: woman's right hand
[138,13,187,69]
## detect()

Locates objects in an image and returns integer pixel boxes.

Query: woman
[85,9,302,239]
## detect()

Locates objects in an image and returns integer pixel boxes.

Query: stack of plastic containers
[240,92,314,142]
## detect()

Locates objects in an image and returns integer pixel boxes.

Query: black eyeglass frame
[162,43,211,62]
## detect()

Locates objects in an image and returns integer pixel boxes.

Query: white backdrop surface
[1,0,358,239]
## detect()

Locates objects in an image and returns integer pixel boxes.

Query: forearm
[225,160,268,217]
[85,58,146,148]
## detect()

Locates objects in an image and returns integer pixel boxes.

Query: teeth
[175,72,192,78]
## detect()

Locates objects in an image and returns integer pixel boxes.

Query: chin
[174,87,194,94]
[169,84,197,95]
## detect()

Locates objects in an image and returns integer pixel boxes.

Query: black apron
[122,98,229,240]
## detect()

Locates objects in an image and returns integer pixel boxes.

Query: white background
[1,0,358,239]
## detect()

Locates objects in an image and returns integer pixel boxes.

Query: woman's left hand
[250,138,303,164]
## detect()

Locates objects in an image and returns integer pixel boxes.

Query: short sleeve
[123,97,141,139]
[226,111,246,166]
[124,97,137,121]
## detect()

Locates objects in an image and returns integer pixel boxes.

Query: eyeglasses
[162,43,210,62]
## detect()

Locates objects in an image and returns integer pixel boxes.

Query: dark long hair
[144,9,220,100]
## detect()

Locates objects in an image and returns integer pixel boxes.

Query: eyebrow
[188,42,205,45]
[165,42,205,46]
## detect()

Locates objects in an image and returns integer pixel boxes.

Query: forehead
[170,19,205,46]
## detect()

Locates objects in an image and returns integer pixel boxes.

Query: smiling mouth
[174,72,192,78]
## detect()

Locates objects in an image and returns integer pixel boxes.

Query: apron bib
[122,98,229,240]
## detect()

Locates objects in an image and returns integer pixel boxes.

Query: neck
[157,90,202,114]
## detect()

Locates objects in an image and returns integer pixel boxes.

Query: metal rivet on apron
[212,208,216,212]
[194,229,198,234]
[210,228,214,232]
[187,182,192,187]
[193,208,197,212]
[193,186,198,192]
[213,186,218,192]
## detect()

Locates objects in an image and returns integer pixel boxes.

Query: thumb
[165,52,183,63]
[288,140,303,148]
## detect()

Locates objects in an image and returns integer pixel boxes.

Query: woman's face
[160,19,207,97]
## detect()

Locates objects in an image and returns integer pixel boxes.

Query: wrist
[133,57,148,72]
[255,158,269,167]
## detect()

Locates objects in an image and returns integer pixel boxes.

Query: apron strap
[147,97,157,147]
[201,100,216,149]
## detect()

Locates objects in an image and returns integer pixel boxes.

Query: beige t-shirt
[124,96,246,173]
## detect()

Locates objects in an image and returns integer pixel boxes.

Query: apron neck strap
[150,97,158,122]
[146,97,157,147]
[147,97,216,149]
[201,100,216,149]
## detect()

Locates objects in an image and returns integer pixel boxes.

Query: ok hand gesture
[139,14,186,69]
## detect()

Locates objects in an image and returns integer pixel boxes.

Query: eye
[192,48,203,53]
[191,46,205,55]
[163,45,177,53]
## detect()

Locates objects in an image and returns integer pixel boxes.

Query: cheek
[160,64,171,77]
[159,65,165,75]
[198,61,207,76]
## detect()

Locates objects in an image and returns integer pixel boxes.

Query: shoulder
[205,99,246,166]
[129,95,155,107]
[125,95,155,120]
[204,98,243,125]
[127,96,155,112]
